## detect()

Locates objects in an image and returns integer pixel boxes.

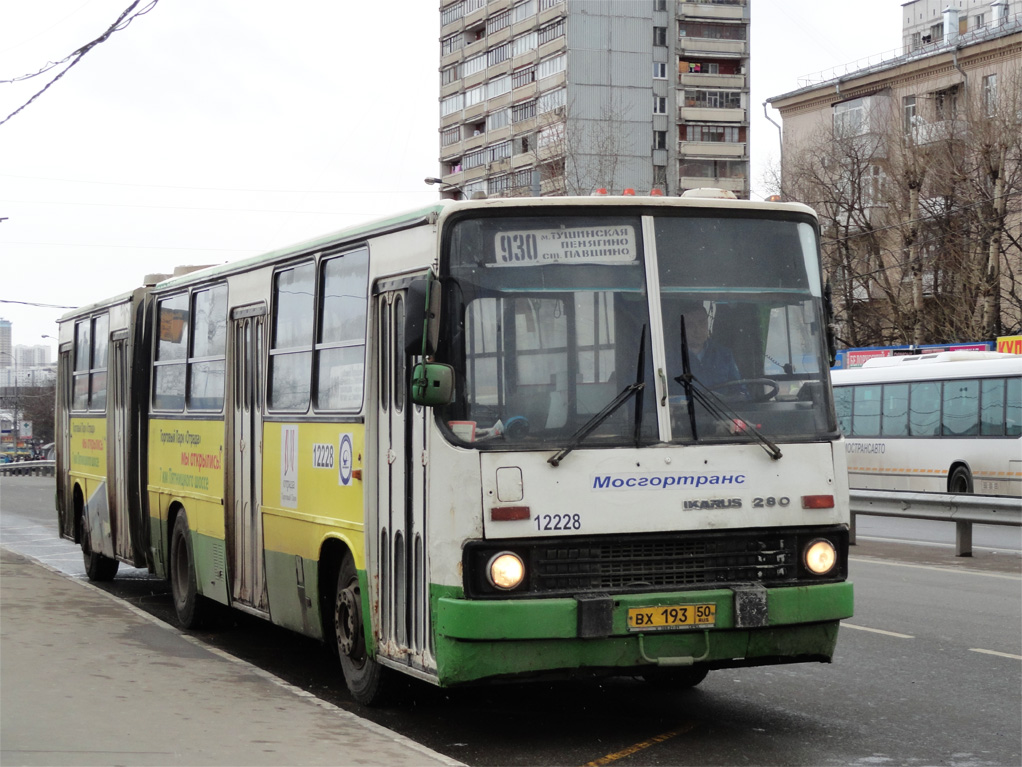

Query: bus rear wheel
[335,554,392,705]
[80,506,118,581]
[949,465,974,494]
[169,511,211,629]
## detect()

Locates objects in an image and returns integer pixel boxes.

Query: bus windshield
[439,210,836,448]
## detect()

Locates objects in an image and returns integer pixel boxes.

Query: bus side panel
[261,421,366,639]
[147,417,228,603]
[69,415,112,557]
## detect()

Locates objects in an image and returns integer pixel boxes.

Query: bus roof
[150,194,819,291]
[831,351,1021,384]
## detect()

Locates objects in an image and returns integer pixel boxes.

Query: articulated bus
[831,352,1022,497]
[56,193,853,704]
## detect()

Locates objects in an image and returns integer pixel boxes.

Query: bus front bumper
[431,581,853,686]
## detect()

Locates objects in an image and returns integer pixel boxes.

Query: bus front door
[374,288,432,671]
[228,313,267,612]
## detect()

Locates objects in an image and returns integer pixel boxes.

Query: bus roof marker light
[591,188,608,196]
[650,188,664,196]
[622,188,636,196]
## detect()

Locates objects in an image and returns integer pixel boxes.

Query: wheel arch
[318,536,354,651]
[947,461,974,493]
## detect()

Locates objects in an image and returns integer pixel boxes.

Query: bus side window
[881,383,908,436]
[909,382,940,436]
[942,379,979,436]
[833,386,852,435]
[1006,377,1021,437]
[980,378,1005,436]
[852,384,880,437]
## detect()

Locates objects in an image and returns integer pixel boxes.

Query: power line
[0,0,159,126]
[0,299,76,309]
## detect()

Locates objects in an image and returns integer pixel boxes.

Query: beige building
[765,8,1021,345]
[436,0,751,199]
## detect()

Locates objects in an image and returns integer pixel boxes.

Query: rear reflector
[491,506,531,521]
[801,495,835,509]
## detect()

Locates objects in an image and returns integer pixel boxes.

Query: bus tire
[80,506,119,582]
[641,666,710,690]
[170,511,211,629]
[948,465,973,494]
[335,554,392,706]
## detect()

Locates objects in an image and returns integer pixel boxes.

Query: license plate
[627,603,716,632]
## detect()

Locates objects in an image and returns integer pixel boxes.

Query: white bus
[56,193,853,704]
[831,352,1022,496]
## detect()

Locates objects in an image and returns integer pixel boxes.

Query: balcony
[679,106,745,123]
[678,2,747,21]
[679,140,747,158]
[677,37,747,56]
[678,72,745,89]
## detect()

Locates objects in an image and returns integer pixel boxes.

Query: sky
[0,0,904,357]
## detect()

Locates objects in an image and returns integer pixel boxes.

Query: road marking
[842,623,914,639]
[969,648,1022,660]
[849,556,1022,581]
[582,722,698,767]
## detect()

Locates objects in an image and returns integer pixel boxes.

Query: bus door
[107,334,133,561]
[228,310,267,612]
[375,287,431,668]
[56,346,74,539]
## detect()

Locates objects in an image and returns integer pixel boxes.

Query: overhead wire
[0,0,159,126]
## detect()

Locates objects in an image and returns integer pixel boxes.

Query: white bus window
[980,378,1005,436]
[834,387,852,434]
[852,385,881,436]
[909,382,940,436]
[269,263,314,411]
[882,383,909,436]
[1006,377,1021,437]
[90,315,109,411]
[942,379,979,436]
[154,294,189,411]
[73,320,91,410]
[316,250,368,412]
[188,285,227,411]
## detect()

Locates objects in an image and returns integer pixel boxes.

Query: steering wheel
[710,378,779,403]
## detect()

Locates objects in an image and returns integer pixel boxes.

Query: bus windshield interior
[438,211,837,449]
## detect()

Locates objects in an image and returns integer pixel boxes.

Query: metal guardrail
[0,460,55,477]
[849,489,1022,557]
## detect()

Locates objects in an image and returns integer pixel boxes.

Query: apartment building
[436,0,750,199]
[765,8,1021,343]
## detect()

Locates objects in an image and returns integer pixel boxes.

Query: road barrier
[0,460,55,478]
[849,489,1022,557]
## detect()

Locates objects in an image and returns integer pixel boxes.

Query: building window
[654,130,667,149]
[513,65,537,88]
[653,165,667,190]
[512,100,537,123]
[441,93,464,116]
[463,54,486,78]
[488,41,512,66]
[654,26,667,46]
[487,108,510,131]
[442,126,461,147]
[902,95,917,135]
[653,96,667,114]
[683,124,744,142]
[537,53,565,80]
[834,98,866,137]
[513,0,536,23]
[684,90,741,109]
[488,9,512,34]
[654,0,666,9]
[441,1,464,27]
[513,31,538,57]
[538,19,564,45]
[933,86,958,121]
[679,22,746,40]
[679,159,745,179]
[441,33,464,56]
[983,74,997,117]
[537,88,565,114]
[653,62,667,79]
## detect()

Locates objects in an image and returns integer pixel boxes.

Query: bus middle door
[374,286,431,671]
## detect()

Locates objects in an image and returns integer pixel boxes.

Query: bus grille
[531,533,797,594]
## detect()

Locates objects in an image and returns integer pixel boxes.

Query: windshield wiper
[675,316,782,461]
[549,326,647,468]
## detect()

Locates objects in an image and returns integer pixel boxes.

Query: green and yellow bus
[57,193,853,704]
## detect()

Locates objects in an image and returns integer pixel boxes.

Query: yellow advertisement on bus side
[70,416,106,478]
[262,421,366,563]
[149,419,226,500]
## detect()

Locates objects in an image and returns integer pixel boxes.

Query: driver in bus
[677,301,743,389]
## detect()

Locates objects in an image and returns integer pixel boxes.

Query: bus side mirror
[411,362,455,406]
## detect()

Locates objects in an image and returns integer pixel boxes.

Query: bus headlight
[804,539,837,575]
[487,552,525,590]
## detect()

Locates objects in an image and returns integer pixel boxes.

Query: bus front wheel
[949,465,974,494]
[80,506,118,582]
[335,554,392,705]
[170,511,211,629]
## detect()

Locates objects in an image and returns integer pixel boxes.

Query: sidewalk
[0,547,464,767]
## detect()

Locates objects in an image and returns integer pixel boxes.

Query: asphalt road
[2,475,1020,766]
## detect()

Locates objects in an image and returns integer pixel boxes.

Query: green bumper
[432,581,853,686]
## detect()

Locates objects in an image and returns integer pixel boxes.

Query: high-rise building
[436,0,750,199]
[0,319,12,368]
